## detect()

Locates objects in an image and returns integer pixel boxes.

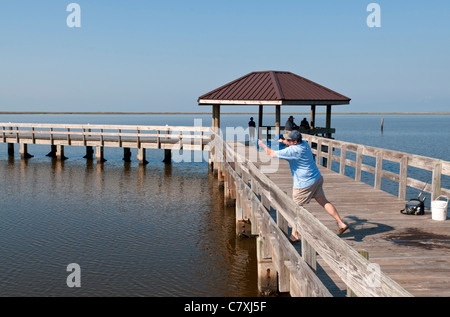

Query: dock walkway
[211,132,449,297]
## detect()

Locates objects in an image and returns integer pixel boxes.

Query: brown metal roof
[198,71,351,105]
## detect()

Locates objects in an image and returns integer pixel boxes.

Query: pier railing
[1,123,210,149]
[0,122,211,158]
[303,135,450,201]
[260,126,336,140]
[209,131,412,297]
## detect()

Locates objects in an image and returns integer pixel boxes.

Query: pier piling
[56,145,67,160]
[20,143,33,159]
[256,237,277,296]
[162,149,171,164]
[46,145,57,158]
[96,146,106,162]
[137,147,148,165]
[8,143,14,156]
[123,147,131,162]
[84,146,94,159]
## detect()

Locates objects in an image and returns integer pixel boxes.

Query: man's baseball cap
[283,130,302,143]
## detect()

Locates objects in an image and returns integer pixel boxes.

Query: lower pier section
[3,143,176,165]
[1,123,209,165]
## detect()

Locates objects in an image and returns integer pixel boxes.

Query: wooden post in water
[96,146,106,163]
[8,143,14,156]
[256,236,278,295]
[223,165,231,204]
[235,187,243,234]
[19,143,33,159]
[235,182,251,237]
[223,165,236,207]
[137,147,148,165]
[163,149,171,164]
[46,145,57,158]
[123,148,131,162]
[84,146,94,159]
[56,145,67,160]
[217,161,224,189]
[216,141,224,186]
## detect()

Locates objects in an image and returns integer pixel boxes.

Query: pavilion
[198,71,351,138]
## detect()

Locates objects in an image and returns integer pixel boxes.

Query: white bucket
[431,196,448,221]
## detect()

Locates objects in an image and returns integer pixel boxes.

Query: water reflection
[0,155,258,297]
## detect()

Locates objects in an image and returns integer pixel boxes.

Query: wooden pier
[210,131,450,297]
[1,123,210,163]
[2,121,449,297]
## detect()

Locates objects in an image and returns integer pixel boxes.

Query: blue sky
[0,0,449,113]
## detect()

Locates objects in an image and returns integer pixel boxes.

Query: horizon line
[0,111,449,115]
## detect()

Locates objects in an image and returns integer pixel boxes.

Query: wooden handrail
[0,123,211,141]
[303,135,450,201]
[0,122,211,132]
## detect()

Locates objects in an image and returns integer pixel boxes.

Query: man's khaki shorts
[292,176,326,206]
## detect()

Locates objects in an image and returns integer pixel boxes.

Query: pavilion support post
[258,105,263,127]
[212,105,220,134]
[258,105,263,139]
[212,106,216,130]
[326,105,332,138]
[310,105,316,128]
[211,104,220,173]
[275,105,281,137]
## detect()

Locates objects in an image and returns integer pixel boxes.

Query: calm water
[0,113,449,296]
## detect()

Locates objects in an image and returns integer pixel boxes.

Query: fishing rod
[417,177,431,202]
